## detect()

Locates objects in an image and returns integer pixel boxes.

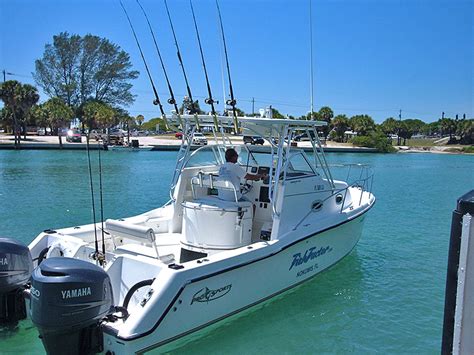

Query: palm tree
[331,114,349,142]
[82,101,115,144]
[136,114,144,129]
[0,80,39,148]
[349,115,376,136]
[18,84,40,139]
[317,106,334,138]
[0,81,21,148]
[43,97,74,148]
[439,118,456,140]
[457,119,474,144]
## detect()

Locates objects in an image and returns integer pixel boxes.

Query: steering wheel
[240,179,254,195]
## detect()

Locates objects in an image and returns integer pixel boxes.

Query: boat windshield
[286,152,316,177]
[181,145,316,179]
[184,145,223,168]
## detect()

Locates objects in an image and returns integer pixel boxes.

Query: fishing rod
[97,141,106,260]
[85,134,101,265]
[163,0,194,107]
[189,0,219,130]
[215,0,239,134]
[119,1,170,129]
[136,0,182,128]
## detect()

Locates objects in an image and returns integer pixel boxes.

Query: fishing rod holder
[205,98,218,105]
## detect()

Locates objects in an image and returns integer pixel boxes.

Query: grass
[392,138,437,147]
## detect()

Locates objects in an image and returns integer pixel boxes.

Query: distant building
[344,130,358,141]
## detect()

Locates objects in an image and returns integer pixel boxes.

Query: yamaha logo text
[61,287,92,299]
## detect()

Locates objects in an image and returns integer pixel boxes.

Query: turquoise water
[0,150,473,354]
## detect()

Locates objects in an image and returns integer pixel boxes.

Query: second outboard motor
[0,238,33,325]
[30,257,113,355]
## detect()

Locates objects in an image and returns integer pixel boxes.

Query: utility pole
[398,109,402,145]
[252,97,255,116]
[2,70,5,82]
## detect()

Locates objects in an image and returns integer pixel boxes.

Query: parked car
[243,136,264,145]
[175,131,183,139]
[293,131,316,142]
[109,128,127,137]
[58,128,69,137]
[192,132,208,145]
[89,130,103,140]
[66,129,82,143]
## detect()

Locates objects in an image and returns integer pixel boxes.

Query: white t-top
[218,162,247,200]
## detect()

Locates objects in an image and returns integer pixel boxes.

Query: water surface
[0,150,472,354]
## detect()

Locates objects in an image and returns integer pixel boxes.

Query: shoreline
[0,134,377,153]
[0,135,471,154]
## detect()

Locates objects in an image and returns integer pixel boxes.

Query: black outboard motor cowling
[30,257,113,355]
[0,238,33,325]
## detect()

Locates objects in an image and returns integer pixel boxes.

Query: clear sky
[1,0,472,123]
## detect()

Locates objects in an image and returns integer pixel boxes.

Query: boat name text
[0,257,7,266]
[289,246,332,271]
[61,287,92,299]
[191,284,232,305]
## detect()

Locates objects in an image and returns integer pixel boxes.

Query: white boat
[0,114,375,354]
[109,145,154,152]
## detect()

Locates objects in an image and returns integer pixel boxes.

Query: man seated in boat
[218,148,266,201]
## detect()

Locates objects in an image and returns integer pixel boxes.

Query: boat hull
[103,211,368,354]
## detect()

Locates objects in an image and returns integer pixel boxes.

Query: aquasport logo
[191,284,232,304]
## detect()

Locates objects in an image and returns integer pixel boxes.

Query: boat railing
[190,171,240,202]
[292,164,374,231]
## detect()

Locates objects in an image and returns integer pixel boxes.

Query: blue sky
[1,0,472,123]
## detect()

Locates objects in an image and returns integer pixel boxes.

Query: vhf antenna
[309,0,315,120]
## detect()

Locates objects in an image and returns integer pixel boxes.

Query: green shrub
[462,146,474,154]
[351,132,396,153]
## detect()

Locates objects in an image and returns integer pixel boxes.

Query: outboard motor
[30,257,113,355]
[0,238,33,325]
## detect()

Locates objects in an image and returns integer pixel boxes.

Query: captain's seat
[181,173,253,250]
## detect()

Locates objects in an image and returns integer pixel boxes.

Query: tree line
[245,106,473,151]
[0,32,139,148]
[1,31,472,151]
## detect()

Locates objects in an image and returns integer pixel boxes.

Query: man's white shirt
[218,162,247,200]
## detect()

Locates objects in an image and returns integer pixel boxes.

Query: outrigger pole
[119,1,171,130]
[189,0,219,131]
[135,0,182,128]
[215,0,239,134]
[163,0,200,130]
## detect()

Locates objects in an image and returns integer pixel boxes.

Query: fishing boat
[109,145,154,152]
[0,114,375,354]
